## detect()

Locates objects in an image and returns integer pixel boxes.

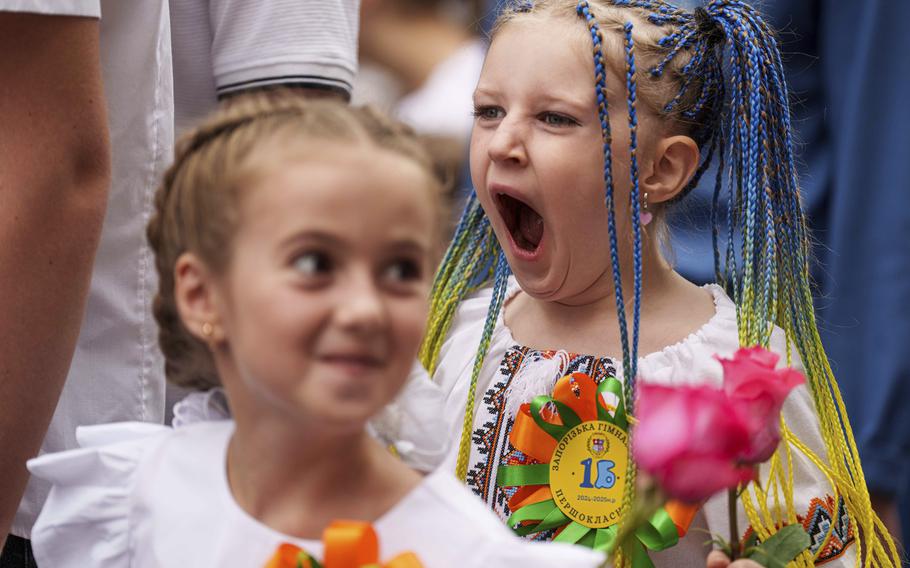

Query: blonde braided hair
[148,92,444,390]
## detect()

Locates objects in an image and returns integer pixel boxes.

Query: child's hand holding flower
[706,550,765,568]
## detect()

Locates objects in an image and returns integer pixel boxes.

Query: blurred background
[354,0,487,210]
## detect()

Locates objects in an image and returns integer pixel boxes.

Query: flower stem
[728,487,740,560]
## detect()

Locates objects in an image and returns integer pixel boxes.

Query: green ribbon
[496,376,678,566]
[528,396,580,441]
[496,463,550,487]
[295,552,321,568]
[596,375,628,430]
[553,521,590,545]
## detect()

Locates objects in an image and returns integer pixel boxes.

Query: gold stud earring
[201,322,214,339]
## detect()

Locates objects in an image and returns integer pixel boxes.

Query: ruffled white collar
[497,277,739,390]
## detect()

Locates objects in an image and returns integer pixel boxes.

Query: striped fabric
[171,0,359,132]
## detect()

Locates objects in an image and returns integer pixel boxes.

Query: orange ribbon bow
[265,520,423,568]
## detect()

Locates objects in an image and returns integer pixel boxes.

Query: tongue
[518,205,544,249]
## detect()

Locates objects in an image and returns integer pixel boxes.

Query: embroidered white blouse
[430,278,856,566]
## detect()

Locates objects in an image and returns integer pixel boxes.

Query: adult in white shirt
[170,0,360,134]
[0,2,174,564]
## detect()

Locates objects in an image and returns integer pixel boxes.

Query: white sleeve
[699,337,858,566]
[485,541,605,568]
[368,362,451,473]
[28,423,171,567]
[171,387,231,428]
[207,0,359,97]
[0,0,99,17]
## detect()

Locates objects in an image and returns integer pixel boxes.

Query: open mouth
[497,193,544,253]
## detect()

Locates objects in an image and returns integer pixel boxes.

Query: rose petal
[633,382,753,500]
[633,385,693,469]
[740,422,782,463]
[658,455,756,503]
[740,346,780,368]
[719,347,805,465]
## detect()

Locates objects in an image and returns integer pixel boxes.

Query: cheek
[226,288,324,383]
[469,133,492,197]
[389,298,429,359]
[243,286,318,340]
[544,148,606,221]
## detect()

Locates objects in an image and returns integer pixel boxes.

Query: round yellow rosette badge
[549,420,629,529]
[497,373,690,565]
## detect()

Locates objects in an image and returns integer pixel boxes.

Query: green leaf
[742,530,759,552]
[743,531,758,548]
[746,525,811,568]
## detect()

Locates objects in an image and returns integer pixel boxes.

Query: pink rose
[719,347,805,463]
[633,384,755,503]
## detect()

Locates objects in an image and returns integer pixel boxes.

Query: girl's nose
[335,271,386,334]
[487,118,528,166]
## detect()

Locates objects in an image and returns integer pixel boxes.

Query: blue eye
[472,105,504,121]
[293,251,332,276]
[540,112,578,127]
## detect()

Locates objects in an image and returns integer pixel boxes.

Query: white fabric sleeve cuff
[216,60,355,98]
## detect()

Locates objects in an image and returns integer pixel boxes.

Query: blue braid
[514,0,534,12]
[651,26,697,77]
[711,129,726,286]
[740,18,763,338]
[623,21,644,405]
[435,192,480,280]
[686,55,721,119]
[451,249,511,480]
[577,2,635,410]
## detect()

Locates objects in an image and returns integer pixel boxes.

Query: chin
[314,405,377,432]
[508,262,569,301]
[290,388,382,428]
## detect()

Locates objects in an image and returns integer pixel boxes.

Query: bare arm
[0,12,110,541]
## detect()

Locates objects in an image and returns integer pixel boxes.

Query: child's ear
[174,252,225,345]
[641,135,699,204]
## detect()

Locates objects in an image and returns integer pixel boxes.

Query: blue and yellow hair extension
[420,1,899,565]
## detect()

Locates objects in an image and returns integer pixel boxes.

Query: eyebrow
[384,239,431,256]
[537,92,591,113]
[278,231,431,255]
[472,87,498,101]
[473,87,591,114]
[279,230,345,250]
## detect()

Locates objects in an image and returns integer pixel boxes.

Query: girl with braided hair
[23,94,602,567]
[421,0,901,566]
